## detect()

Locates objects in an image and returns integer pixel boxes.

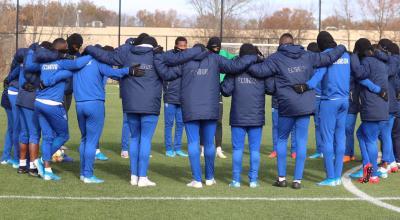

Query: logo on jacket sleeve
[42,64,59,71]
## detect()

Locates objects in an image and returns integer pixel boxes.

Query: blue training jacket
[351,53,389,121]
[85,44,203,115]
[248,44,346,117]
[162,50,182,105]
[155,51,257,122]
[72,58,130,102]
[36,56,91,103]
[221,73,270,127]
[307,49,351,100]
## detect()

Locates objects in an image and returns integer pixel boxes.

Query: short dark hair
[175,36,187,45]
[102,45,114,51]
[53,38,66,46]
[40,41,53,50]
[279,33,294,45]
[307,42,320,53]
[67,33,83,48]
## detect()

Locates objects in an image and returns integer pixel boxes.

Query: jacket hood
[374,50,389,63]
[278,44,305,59]
[130,46,154,55]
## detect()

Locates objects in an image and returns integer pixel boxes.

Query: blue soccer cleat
[43,172,61,181]
[335,178,342,186]
[317,178,337,186]
[350,169,363,179]
[377,170,388,179]
[34,158,44,177]
[9,159,19,169]
[175,150,188,157]
[80,175,84,181]
[249,181,259,188]
[309,153,323,159]
[165,150,176,158]
[95,152,109,161]
[83,176,104,184]
[62,154,74,163]
[229,181,241,188]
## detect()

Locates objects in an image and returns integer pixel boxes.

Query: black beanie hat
[378,38,392,51]
[141,36,158,48]
[133,33,150,46]
[388,42,400,55]
[354,38,373,57]
[317,31,337,51]
[239,43,257,57]
[307,42,320,53]
[125,37,135,45]
[207,37,222,51]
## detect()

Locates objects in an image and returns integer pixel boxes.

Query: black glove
[292,84,309,94]
[39,81,47,90]
[23,82,36,92]
[3,78,9,90]
[153,46,164,54]
[379,89,388,101]
[129,64,145,77]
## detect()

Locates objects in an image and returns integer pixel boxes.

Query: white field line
[342,165,400,213]
[0,195,400,201]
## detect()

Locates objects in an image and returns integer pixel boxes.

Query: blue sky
[36,0,342,19]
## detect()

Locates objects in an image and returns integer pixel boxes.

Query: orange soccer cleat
[268,151,277,158]
[291,152,297,159]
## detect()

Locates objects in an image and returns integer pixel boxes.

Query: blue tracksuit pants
[1,108,14,161]
[319,99,349,179]
[379,115,395,163]
[345,113,357,156]
[231,126,262,183]
[272,108,296,153]
[277,115,310,180]
[18,106,40,145]
[185,120,217,182]
[34,101,69,162]
[7,94,20,161]
[121,113,131,152]
[127,113,158,177]
[164,103,184,152]
[314,98,322,154]
[77,101,105,177]
[357,121,385,177]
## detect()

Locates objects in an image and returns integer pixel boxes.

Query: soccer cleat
[120,151,129,159]
[205,178,217,186]
[83,176,104,184]
[335,178,342,186]
[358,163,373,183]
[28,168,39,177]
[377,170,388,179]
[249,181,259,188]
[130,175,138,186]
[317,178,336,186]
[138,177,156,187]
[292,181,301,189]
[175,150,188,157]
[268,151,277,158]
[43,172,61,181]
[389,162,398,173]
[17,166,28,174]
[350,169,363,179]
[186,180,203,188]
[272,179,287,188]
[369,176,380,184]
[95,152,109,161]
[0,160,9,165]
[62,154,74,163]
[291,152,297,159]
[80,175,84,181]
[9,159,19,169]
[165,150,176,158]
[343,155,352,163]
[34,158,44,177]
[229,181,241,188]
[216,147,227,159]
[309,153,323,159]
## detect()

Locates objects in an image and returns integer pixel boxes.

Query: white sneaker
[200,146,204,157]
[216,147,227,159]
[130,175,138,186]
[0,160,8,165]
[138,177,156,187]
[121,151,129,159]
[186,180,203,188]
[60,145,69,150]
[80,175,84,181]
[205,178,216,186]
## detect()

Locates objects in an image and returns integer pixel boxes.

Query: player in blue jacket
[247,33,346,189]
[221,44,271,188]
[162,37,188,158]
[33,38,92,181]
[85,36,203,187]
[390,42,400,167]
